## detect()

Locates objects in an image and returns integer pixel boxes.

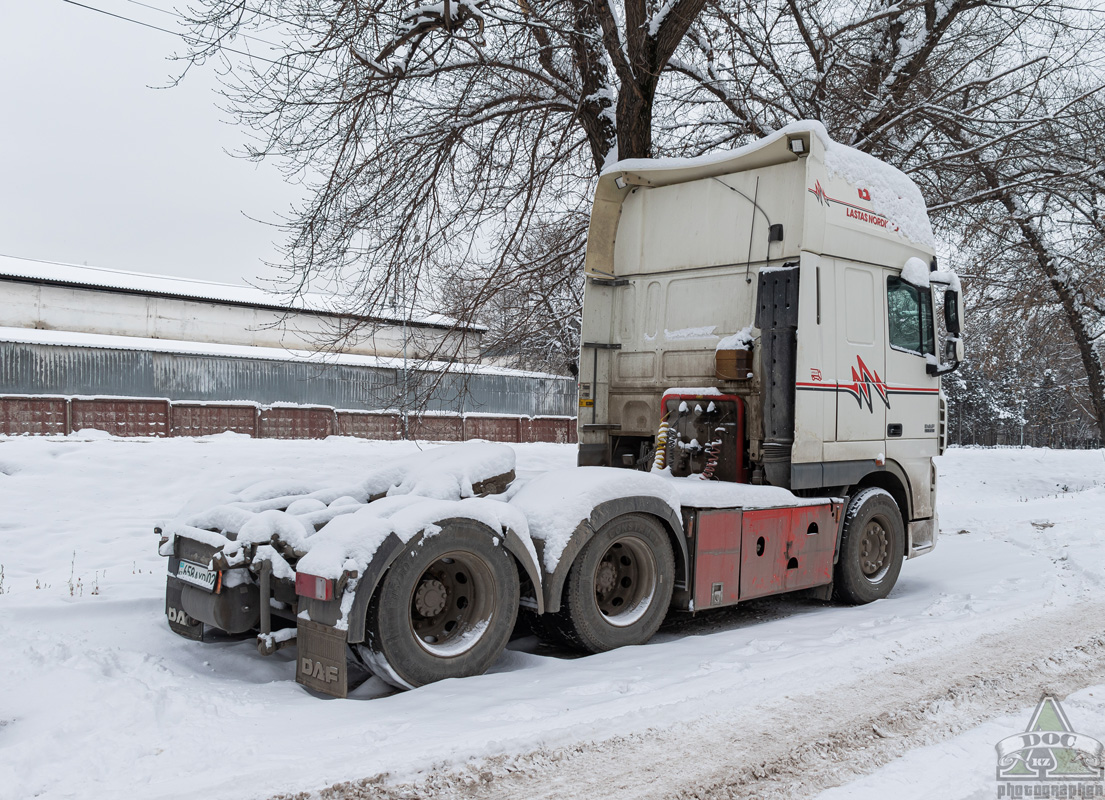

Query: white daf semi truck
[158,123,963,698]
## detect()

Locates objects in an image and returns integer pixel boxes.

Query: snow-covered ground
[0,436,1103,800]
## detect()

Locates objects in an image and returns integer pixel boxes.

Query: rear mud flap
[165,577,204,641]
[296,619,349,698]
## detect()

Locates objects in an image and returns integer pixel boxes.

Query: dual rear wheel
[358,514,677,689]
[355,522,519,689]
[534,513,675,654]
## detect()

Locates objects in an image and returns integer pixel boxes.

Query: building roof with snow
[0,254,481,361]
[0,253,474,332]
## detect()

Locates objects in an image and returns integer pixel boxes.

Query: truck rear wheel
[541,513,674,654]
[355,523,519,689]
[833,488,905,605]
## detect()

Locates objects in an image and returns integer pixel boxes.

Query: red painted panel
[693,509,743,610]
[71,399,170,437]
[335,412,401,440]
[781,503,840,592]
[739,508,794,600]
[408,416,464,442]
[258,407,334,439]
[464,416,521,443]
[171,404,258,437]
[739,504,841,599]
[0,397,69,436]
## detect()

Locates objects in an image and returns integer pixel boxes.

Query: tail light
[296,572,334,601]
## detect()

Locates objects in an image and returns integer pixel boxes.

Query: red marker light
[295,572,334,601]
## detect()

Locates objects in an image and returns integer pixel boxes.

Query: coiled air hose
[651,419,670,472]
[700,430,723,480]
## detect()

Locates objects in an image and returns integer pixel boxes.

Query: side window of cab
[887,276,934,357]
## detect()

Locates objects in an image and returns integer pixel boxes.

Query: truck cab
[577,123,963,559]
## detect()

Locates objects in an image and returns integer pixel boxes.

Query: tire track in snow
[281,602,1105,800]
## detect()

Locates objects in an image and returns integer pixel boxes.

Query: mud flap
[296,618,349,698]
[165,576,204,641]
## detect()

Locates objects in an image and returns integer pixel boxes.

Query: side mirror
[928,282,964,376]
[944,289,962,335]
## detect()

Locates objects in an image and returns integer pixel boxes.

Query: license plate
[173,558,219,592]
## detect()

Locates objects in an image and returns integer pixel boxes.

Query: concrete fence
[0,395,578,444]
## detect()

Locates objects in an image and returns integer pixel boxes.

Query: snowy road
[0,437,1103,799]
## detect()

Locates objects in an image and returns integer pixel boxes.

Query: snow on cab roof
[0,253,480,332]
[601,120,934,249]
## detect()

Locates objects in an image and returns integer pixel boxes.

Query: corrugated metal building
[0,256,577,436]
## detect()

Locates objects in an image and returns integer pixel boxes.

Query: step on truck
[158,122,963,698]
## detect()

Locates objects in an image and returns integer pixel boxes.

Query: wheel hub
[414,578,448,617]
[595,562,618,594]
[406,551,498,658]
[859,521,890,577]
[593,536,658,628]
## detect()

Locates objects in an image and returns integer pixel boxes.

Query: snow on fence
[0,396,577,443]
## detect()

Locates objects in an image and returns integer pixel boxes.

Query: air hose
[700,429,723,480]
[651,419,671,472]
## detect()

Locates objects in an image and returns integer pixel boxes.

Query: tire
[833,487,905,605]
[354,521,520,689]
[540,513,674,654]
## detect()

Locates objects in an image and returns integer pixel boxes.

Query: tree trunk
[592,0,709,163]
[996,192,1105,438]
[617,83,656,160]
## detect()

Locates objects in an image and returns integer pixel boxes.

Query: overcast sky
[1,0,301,286]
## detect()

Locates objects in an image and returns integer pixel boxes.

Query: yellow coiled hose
[652,420,670,471]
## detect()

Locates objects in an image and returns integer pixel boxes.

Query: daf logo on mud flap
[301,658,340,683]
[167,607,194,625]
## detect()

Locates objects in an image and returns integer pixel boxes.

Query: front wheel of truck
[833,488,905,605]
[354,522,520,689]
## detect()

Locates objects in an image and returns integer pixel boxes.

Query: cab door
[835,262,887,442]
[883,272,940,518]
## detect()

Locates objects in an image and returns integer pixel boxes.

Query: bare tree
[664,0,1105,436]
[178,0,711,380]
[179,0,1105,436]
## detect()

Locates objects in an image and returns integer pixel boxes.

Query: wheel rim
[593,535,658,628]
[859,519,891,580]
[407,550,496,657]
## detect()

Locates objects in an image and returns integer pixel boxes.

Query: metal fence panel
[464,417,521,443]
[258,407,334,439]
[335,412,401,440]
[71,398,170,437]
[408,416,464,442]
[0,396,68,436]
[171,404,258,437]
[522,417,574,443]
